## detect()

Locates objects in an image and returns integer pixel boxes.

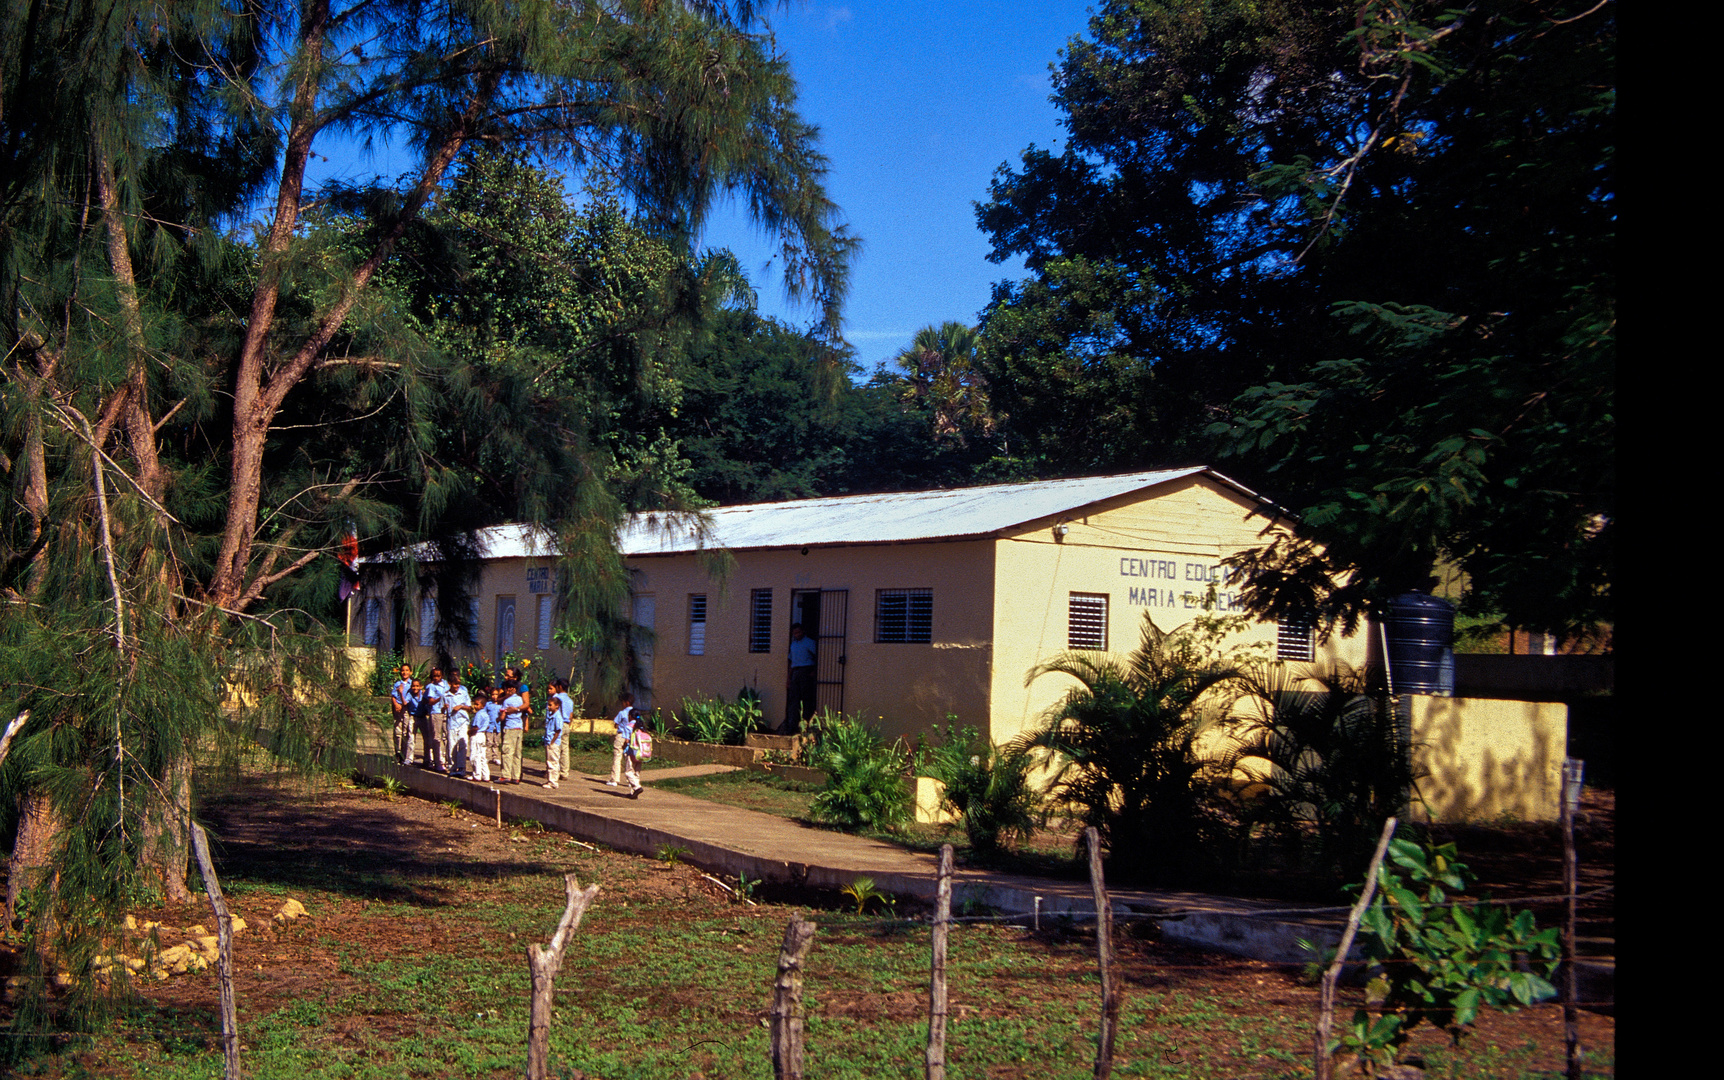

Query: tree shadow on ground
[195,778,565,907]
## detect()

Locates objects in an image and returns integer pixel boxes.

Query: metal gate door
[815,589,847,716]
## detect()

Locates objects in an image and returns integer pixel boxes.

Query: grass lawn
[0,763,1613,1079]
[651,770,1095,881]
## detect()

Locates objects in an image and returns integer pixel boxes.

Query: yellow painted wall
[629,540,995,743]
[987,474,1370,745]
[347,555,577,684]
[1408,695,1567,823]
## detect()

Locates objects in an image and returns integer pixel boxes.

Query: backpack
[630,727,654,761]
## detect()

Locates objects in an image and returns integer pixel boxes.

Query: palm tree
[1017,614,1246,881]
[1224,662,1420,877]
[891,322,997,445]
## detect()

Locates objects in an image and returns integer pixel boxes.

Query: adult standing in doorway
[784,623,817,734]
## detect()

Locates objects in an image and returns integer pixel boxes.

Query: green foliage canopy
[975,0,1614,638]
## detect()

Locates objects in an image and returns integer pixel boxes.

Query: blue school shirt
[544,692,573,743]
[502,693,525,730]
[392,678,412,706]
[477,701,502,734]
[444,686,471,723]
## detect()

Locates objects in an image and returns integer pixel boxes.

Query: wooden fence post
[1561,759,1585,1080]
[189,822,240,1080]
[1084,827,1120,1080]
[1315,817,1397,1080]
[526,873,601,1080]
[927,844,954,1080]
[771,914,818,1080]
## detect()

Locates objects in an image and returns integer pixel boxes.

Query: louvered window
[419,595,436,646]
[1068,593,1109,651]
[749,589,773,653]
[466,599,481,647]
[362,597,383,646]
[876,589,933,644]
[689,594,707,655]
[537,595,554,650]
[1277,614,1315,662]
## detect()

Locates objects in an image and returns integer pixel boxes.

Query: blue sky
[697,1,1097,369]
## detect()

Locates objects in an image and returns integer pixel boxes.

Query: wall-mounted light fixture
[1053,523,1070,541]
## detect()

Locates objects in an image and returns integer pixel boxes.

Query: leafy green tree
[673,307,858,504]
[976,0,1613,638]
[889,322,998,448]
[0,0,853,1029]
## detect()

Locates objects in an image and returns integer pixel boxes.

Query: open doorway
[788,589,847,729]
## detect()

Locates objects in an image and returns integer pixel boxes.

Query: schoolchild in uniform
[444,671,473,778]
[608,693,643,798]
[391,664,415,764]
[469,685,499,783]
[542,678,574,789]
[500,679,526,784]
[422,667,450,772]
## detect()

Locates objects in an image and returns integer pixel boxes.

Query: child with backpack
[608,693,644,799]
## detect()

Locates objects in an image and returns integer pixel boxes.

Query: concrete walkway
[357,748,1352,966]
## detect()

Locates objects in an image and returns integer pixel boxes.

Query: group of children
[389,665,644,796]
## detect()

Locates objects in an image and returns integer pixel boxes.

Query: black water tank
[1385,592,1455,696]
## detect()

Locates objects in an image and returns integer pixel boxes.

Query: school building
[351,467,1369,746]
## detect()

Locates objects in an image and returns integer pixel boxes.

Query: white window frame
[1068,593,1109,651]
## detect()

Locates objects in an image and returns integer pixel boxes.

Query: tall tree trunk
[138,756,194,903]
[6,790,60,928]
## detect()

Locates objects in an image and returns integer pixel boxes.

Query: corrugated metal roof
[363,467,1266,563]
[620,467,1236,555]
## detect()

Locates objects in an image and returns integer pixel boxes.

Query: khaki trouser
[610,733,639,788]
[393,705,414,763]
[502,728,524,782]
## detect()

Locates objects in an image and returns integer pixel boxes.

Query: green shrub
[678,693,763,745]
[1017,614,1245,882]
[1327,837,1560,1072]
[1225,662,1420,878]
[917,720,1043,854]
[803,710,910,832]
[368,650,407,697]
